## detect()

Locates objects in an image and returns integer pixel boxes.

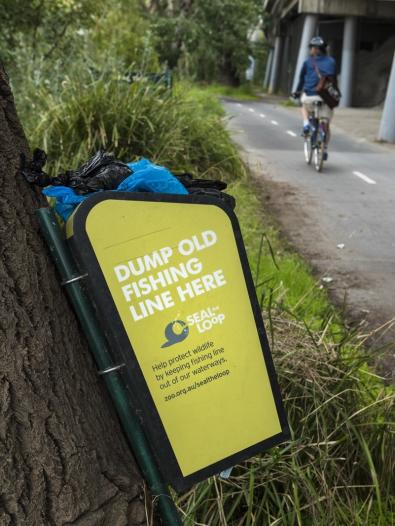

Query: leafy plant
[19,72,245,183]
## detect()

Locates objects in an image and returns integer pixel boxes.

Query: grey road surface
[223,99,395,377]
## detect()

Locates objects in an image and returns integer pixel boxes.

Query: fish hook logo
[161,320,189,348]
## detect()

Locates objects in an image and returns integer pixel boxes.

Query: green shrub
[21,74,245,182]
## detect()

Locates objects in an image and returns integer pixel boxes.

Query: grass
[176,177,394,525]
[198,83,262,101]
[281,98,299,108]
[16,74,246,184]
[228,181,333,327]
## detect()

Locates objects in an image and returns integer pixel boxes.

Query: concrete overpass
[263,0,395,141]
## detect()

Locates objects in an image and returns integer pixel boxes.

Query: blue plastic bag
[42,186,88,222]
[42,158,188,222]
[121,159,188,195]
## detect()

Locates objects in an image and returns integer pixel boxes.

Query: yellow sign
[69,193,288,490]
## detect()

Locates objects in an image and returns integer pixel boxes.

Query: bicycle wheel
[304,137,313,164]
[314,142,324,172]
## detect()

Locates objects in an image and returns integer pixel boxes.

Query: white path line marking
[237,103,242,107]
[286,130,297,137]
[249,108,255,113]
[271,120,278,125]
[259,113,266,118]
[353,171,376,185]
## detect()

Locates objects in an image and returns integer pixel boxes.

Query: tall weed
[17,70,245,182]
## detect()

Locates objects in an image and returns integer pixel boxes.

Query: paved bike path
[223,99,395,377]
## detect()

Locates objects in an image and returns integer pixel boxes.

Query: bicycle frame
[304,101,329,172]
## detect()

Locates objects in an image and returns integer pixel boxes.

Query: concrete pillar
[263,48,274,90]
[378,51,395,142]
[292,14,318,93]
[268,36,283,94]
[281,35,291,93]
[339,16,357,107]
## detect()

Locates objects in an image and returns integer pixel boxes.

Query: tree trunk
[0,64,150,525]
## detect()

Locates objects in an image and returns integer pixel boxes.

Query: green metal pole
[36,207,182,526]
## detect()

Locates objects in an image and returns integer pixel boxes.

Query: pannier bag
[313,59,341,109]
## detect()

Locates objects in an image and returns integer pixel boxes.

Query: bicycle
[303,101,328,172]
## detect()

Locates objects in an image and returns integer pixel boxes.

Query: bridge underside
[263,0,395,139]
[264,0,395,109]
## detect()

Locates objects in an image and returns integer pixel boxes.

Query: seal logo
[161,320,189,348]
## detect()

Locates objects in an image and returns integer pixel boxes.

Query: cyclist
[292,36,337,160]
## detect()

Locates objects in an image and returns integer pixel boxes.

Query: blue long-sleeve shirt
[296,55,337,95]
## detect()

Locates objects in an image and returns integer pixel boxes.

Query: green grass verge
[176,177,394,526]
[198,83,262,101]
[282,98,299,108]
[228,180,333,328]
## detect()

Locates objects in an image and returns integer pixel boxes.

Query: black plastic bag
[175,173,235,209]
[187,187,236,209]
[22,149,132,195]
[21,148,54,187]
[65,150,132,194]
[176,173,228,191]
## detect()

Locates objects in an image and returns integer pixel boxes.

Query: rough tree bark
[0,64,151,525]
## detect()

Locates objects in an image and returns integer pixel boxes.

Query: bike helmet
[309,36,327,50]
